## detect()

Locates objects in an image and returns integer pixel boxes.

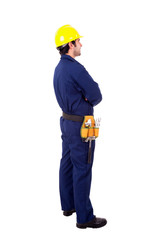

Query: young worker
[53,25,107,229]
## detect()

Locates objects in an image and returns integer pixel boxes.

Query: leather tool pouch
[80,115,99,141]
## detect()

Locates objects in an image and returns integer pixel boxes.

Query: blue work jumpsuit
[53,55,102,224]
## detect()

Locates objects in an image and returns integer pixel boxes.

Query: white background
[0,0,160,239]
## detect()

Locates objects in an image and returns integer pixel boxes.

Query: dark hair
[57,41,76,55]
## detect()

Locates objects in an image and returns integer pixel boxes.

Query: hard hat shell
[55,25,83,48]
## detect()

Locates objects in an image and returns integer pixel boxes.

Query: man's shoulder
[63,56,85,72]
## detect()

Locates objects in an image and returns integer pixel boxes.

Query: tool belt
[62,112,100,164]
[62,112,84,122]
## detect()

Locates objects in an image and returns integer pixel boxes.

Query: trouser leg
[70,136,95,224]
[59,120,75,211]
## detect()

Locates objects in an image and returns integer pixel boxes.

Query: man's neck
[66,52,75,59]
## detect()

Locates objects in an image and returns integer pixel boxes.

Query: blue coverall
[53,55,102,224]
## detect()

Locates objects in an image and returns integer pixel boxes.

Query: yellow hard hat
[55,25,83,48]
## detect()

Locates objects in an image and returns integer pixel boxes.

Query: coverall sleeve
[76,69,102,107]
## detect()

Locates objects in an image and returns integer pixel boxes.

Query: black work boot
[76,217,107,229]
[63,209,76,216]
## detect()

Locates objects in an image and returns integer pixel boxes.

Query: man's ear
[68,42,74,49]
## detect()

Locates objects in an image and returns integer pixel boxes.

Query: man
[53,25,107,229]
